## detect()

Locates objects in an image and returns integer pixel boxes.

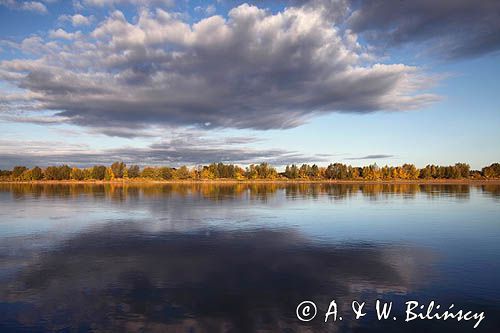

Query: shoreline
[1,179,500,185]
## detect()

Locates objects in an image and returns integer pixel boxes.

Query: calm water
[0,183,499,332]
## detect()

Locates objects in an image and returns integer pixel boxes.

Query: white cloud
[195,4,216,16]
[22,1,47,13]
[82,0,173,7]
[59,13,93,26]
[49,28,81,40]
[0,0,48,13]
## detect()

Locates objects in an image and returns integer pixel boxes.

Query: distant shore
[1,179,500,185]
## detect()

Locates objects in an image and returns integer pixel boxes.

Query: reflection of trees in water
[480,185,500,200]
[0,227,430,332]
[1,183,499,202]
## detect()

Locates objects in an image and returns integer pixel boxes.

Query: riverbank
[1,179,500,185]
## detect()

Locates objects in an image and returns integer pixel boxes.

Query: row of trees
[0,162,276,181]
[1,162,499,181]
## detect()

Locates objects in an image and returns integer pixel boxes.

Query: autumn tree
[91,165,106,180]
[482,163,500,178]
[111,161,126,178]
[0,170,12,180]
[44,166,58,180]
[159,167,174,180]
[104,167,114,180]
[71,167,85,180]
[454,163,470,179]
[2,161,499,182]
[141,167,159,179]
[31,166,43,180]
[12,166,28,179]
[44,165,71,180]
[127,165,140,178]
[284,164,299,179]
[325,163,348,180]
[20,169,32,181]
[176,166,191,180]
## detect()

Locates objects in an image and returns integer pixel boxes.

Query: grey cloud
[0,3,438,134]
[0,134,332,168]
[346,0,500,59]
[345,154,393,160]
[86,126,162,138]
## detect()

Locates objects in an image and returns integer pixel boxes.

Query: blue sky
[0,0,499,169]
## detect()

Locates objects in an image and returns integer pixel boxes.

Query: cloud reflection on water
[0,183,499,332]
[0,226,432,332]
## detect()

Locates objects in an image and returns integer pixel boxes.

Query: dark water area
[0,183,499,332]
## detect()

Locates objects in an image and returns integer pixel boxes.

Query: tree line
[0,162,499,181]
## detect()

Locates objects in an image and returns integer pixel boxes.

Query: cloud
[0,0,48,13]
[0,3,438,134]
[82,0,173,7]
[59,13,93,26]
[194,4,216,16]
[0,132,332,168]
[48,28,81,40]
[21,0,47,13]
[1,225,427,331]
[345,154,394,160]
[346,0,500,59]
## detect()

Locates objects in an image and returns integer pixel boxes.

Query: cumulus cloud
[21,0,47,13]
[82,0,173,7]
[0,3,438,134]
[59,13,94,26]
[346,0,500,59]
[49,28,81,40]
[0,0,48,13]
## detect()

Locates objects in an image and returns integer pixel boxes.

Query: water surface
[0,183,499,332]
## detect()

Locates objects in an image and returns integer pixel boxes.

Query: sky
[0,0,499,170]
